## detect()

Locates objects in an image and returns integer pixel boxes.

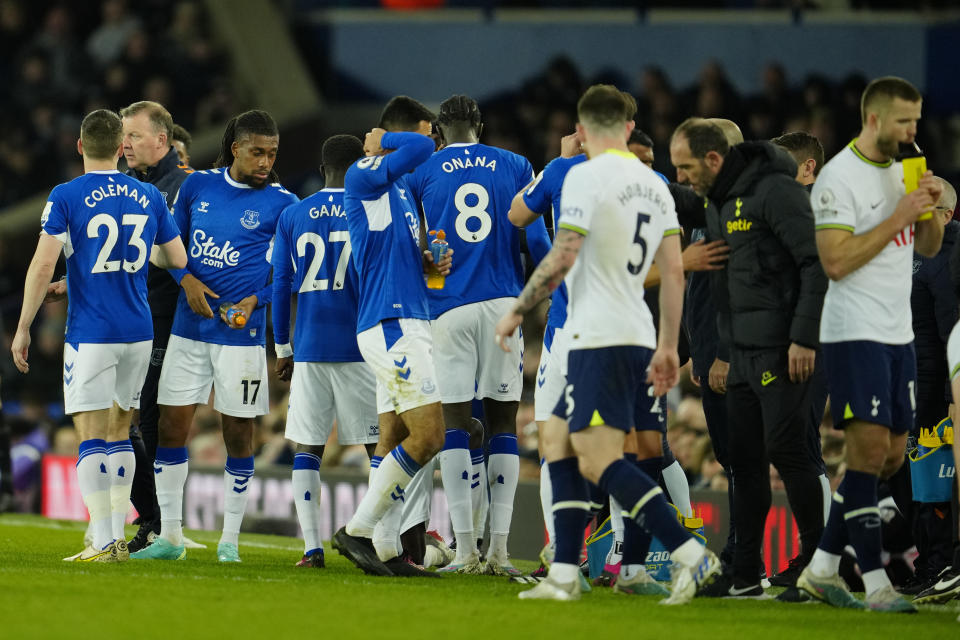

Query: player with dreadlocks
[132,110,298,563]
[404,95,552,574]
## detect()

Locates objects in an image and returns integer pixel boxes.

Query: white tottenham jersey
[557,149,680,350]
[813,141,913,345]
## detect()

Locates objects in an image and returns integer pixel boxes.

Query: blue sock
[842,469,882,572]
[155,446,188,466]
[587,481,606,517]
[598,458,689,552]
[621,456,662,566]
[443,428,470,452]
[293,452,321,472]
[549,457,589,566]
[817,478,849,555]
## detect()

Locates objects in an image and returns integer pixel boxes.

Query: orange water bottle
[902,141,931,221]
[219,302,247,328]
[427,229,448,290]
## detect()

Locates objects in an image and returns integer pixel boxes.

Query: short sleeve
[521,169,551,215]
[41,186,68,240]
[658,180,681,237]
[557,164,599,235]
[812,172,856,233]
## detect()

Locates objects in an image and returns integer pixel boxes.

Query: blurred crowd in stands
[0,0,235,207]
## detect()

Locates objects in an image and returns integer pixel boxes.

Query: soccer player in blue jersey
[331,96,453,577]
[404,95,549,575]
[133,110,298,563]
[272,134,378,569]
[508,131,581,572]
[11,109,186,562]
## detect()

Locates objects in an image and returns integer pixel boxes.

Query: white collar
[224,168,252,189]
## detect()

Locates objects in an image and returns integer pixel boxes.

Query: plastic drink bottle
[427,229,448,290]
[219,302,247,328]
[902,141,931,221]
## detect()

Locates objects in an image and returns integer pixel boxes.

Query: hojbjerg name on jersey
[191,228,240,268]
[83,182,152,209]
[616,181,670,215]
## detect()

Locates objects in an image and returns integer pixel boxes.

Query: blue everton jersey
[170,168,298,346]
[522,154,586,330]
[406,143,536,318]
[344,132,435,332]
[272,189,362,362]
[41,170,180,343]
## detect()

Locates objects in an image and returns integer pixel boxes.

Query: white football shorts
[285,361,379,446]
[431,297,523,404]
[157,335,269,418]
[63,341,151,414]
[534,325,569,422]
[356,318,441,415]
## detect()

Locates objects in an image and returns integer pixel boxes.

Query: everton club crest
[240,210,260,230]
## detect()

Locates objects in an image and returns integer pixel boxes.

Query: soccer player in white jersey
[272,134,378,568]
[405,95,550,575]
[11,109,186,561]
[332,97,453,578]
[798,77,943,613]
[495,84,720,603]
[133,111,299,563]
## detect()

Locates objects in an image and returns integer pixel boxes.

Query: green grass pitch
[1,514,957,639]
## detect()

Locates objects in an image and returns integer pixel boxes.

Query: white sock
[819,474,831,524]
[471,450,488,542]
[440,447,476,561]
[671,538,706,568]
[607,496,624,565]
[220,456,254,547]
[661,460,693,518]
[106,440,135,542]
[292,457,322,554]
[77,440,111,549]
[621,563,647,580]
[154,447,189,546]
[539,460,555,544]
[487,448,519,557]
[347,446,418,538]
[550,562,580,584]
[862,568,892,597]
[808,548,842,578]
[372,502,403,562]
